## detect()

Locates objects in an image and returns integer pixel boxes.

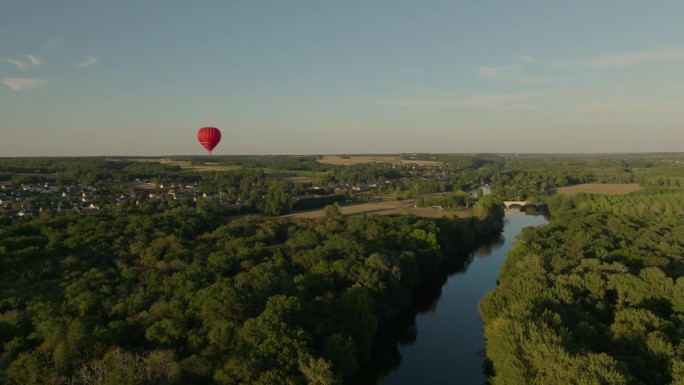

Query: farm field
[122,159,325,178]
[318,155,443,166]
[554,183,642,196]
[126,158,243,172]
[260,168,326,178]
[283,200,471,219]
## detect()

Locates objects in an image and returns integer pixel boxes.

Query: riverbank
[351,215,548,385]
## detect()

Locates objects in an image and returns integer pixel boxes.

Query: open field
[261,168,326,178]
[122,159,325,178]
[318,155,443,166]
[126,159,243,172]
[554,183,642,196]
[130,182,158,190]
[282,200,471,219]
[407,207,472,218]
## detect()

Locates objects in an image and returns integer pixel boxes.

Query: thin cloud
[378,88,618,112]
[379,92,540,111]
[77,56,98,68]
[26,54,42,66]
[511,74,554,84]
[6,59,28,69]
[476,66,521,81]
[43,39,62,51]
[476,65,552,84]
[2,77,45,91]
[381,86,684,115]
[5,54,42,69]
[521,48,684,68]
[477,66,504,81]
[578,99,684,113]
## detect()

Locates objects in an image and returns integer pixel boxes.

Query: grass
[125,158,241,171]
[261,168,327,177]
[554,183,642,196]
[282,200,471,219]
[125,159,326,177]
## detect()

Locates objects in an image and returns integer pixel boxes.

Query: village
[0,180,223,218]
[0,162,463,220]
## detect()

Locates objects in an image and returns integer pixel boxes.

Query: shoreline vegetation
[479,187,684,385]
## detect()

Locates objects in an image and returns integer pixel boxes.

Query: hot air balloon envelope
[197,127,221,154]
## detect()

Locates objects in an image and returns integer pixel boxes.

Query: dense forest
[0,191,503,384]
[479,187,684,384]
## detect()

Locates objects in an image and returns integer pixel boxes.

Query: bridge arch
[502,200,546,210]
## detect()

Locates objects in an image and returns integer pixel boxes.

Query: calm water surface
[379,214,548,385]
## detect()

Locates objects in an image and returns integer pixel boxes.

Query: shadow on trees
[347,232,504,385]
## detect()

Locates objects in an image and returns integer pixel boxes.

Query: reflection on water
[350,215,548,385]
[472,235,505,257]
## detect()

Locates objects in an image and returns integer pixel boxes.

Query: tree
[324,203,342,218]
[262,181,293,215]
[299,356,336,385]
[472,195,504,223]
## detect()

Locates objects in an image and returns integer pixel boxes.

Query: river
[377,214,548,385]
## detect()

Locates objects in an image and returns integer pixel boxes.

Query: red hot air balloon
[197,127,222,154]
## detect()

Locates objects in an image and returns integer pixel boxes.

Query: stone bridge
[503,201,546,210]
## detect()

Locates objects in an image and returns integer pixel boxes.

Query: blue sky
[2,0,684,156]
